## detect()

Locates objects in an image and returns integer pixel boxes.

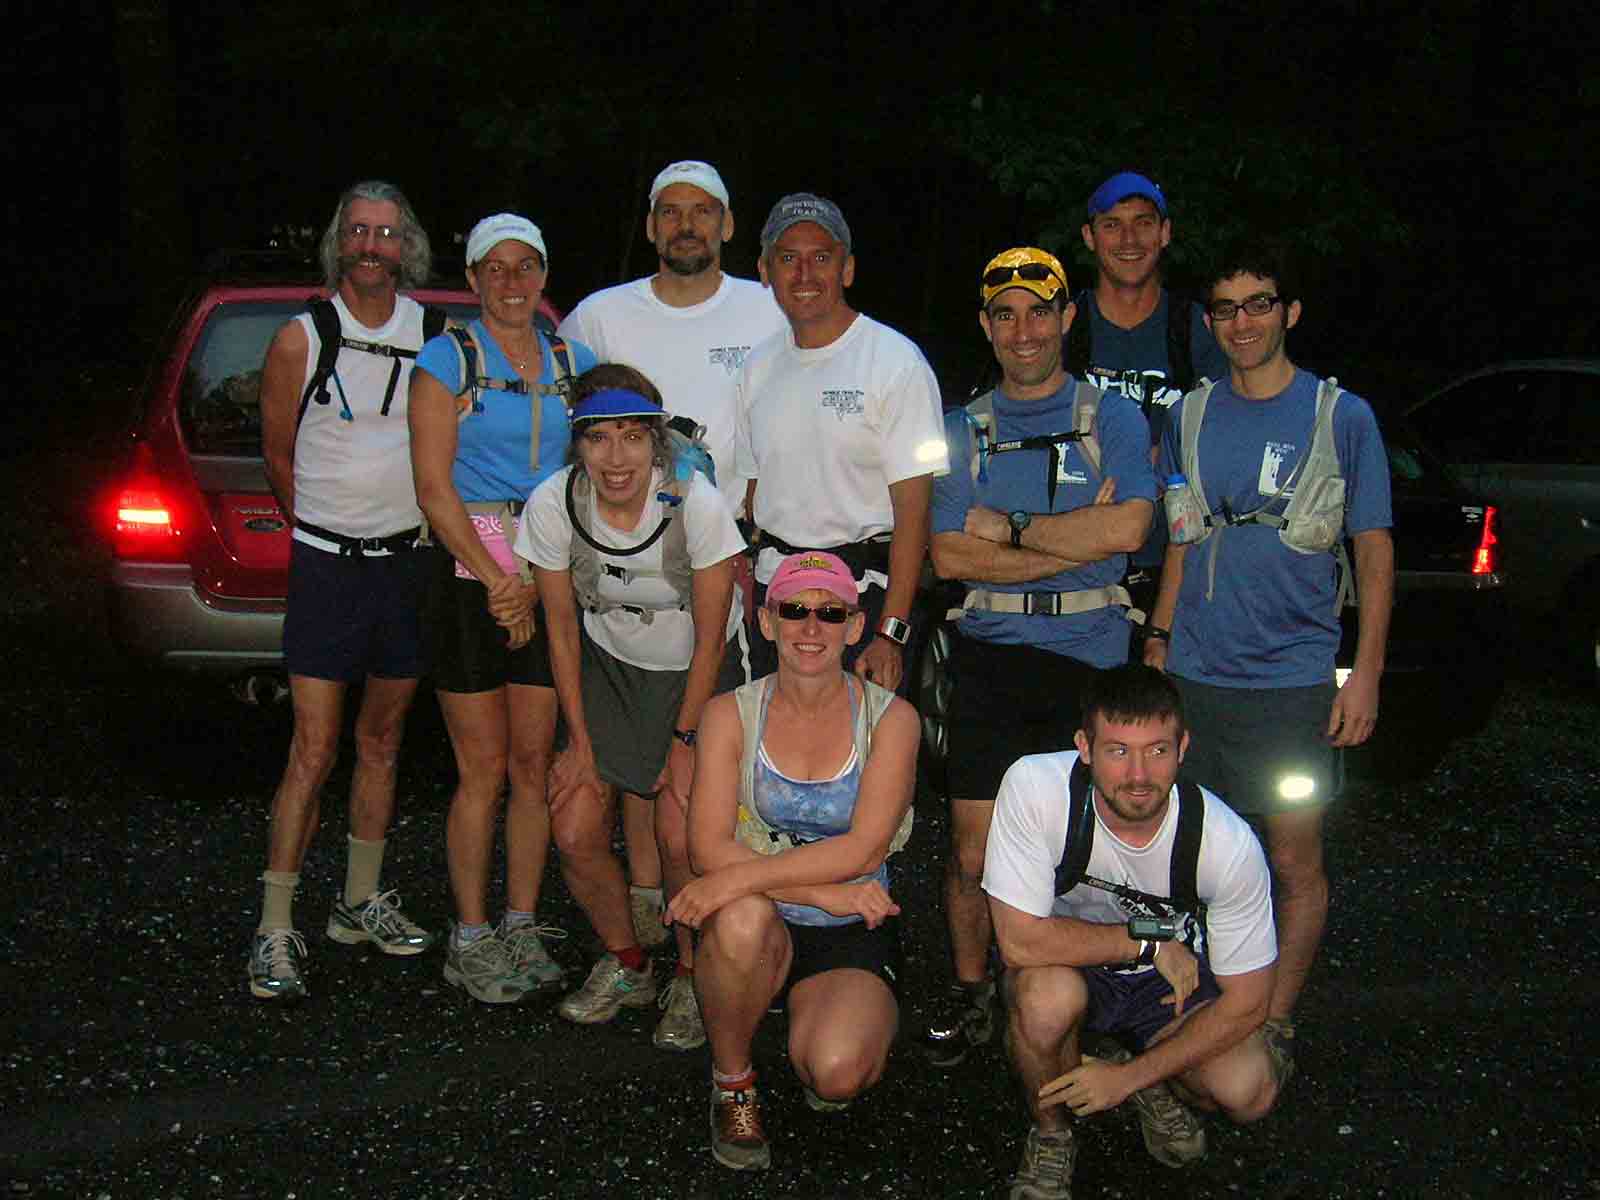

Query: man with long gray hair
[248,179,443,1001]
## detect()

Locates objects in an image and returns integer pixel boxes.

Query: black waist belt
[759,532,891,578]
[297,520,421,557]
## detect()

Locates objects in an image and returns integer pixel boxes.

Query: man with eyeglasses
[736,192,949,691]
[557,160,784,979]
[248,180,440,1002]
[1144,240,1394,1084]
[1068,171,1229,626]
[922,247,1156,1073]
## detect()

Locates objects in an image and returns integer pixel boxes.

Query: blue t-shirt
[1079,290,1227,442]
[414,321,597,503]
[1158,369,1392,688]
[931,377,1157,666]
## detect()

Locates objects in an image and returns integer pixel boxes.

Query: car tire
[916,620,952,768]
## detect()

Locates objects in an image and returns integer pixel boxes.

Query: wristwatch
[1145,626,1172,643]
[672,728,697,748]
[877,616,911,646]
[1008,510,1032,548]
[1128,915,1180,941]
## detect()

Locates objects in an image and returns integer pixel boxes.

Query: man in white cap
[559,160,784,508]
[737,192,949,691]
[557,161,782,973]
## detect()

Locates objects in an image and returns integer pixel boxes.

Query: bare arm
[929,529,1074,584]
[989,895,1148,969]
[854,474,934,691]
[1017,496,1152,561]
[532,565,598,803]
[1327,528,1395,747]
[660,555,739,804]
[1142,540,1189,670]
[409,369,533,630]
[258,320,308,520]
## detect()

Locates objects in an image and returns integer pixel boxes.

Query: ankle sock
[714,1066,755,1090]
[502,908,535,931]
[452,922,492,950]
[675,961,694,979]
[615,944,647,972]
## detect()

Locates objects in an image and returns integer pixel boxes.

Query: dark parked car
[911,405,1510,782]
[100,254,553,698]
[1405,358,1600,685]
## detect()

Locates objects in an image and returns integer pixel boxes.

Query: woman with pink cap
[666,550,919,1172]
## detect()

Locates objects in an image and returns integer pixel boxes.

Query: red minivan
[103,255,557,695]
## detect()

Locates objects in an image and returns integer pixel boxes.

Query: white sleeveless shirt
[292,293,427,541]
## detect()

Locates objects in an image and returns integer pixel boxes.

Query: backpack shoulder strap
[1073,380,1103,479]
[1064,288,1093,379]
[299,297,344,417]
[961,389,996,484]
[1054,756,1097,898]
[1165,292,1196,394]
[1168,780,1206,913]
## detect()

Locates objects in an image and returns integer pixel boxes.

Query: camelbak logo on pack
[708,346,751,375]
[822,389,864,420]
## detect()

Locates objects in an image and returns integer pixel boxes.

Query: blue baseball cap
[569,388,663,426]
[1087,172,1168,218]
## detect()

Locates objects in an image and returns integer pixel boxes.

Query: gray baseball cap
[759,193,852,253]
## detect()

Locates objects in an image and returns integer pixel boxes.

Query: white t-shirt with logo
[557,275,786,507]
[735,314,950,584]
[515,466,746,670]
[982,750,1277,978]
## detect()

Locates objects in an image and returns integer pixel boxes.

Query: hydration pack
[298,297,446,422]
[1063,288,1198,413]
[1173,376,1354,611]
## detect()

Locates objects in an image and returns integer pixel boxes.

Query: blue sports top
[413,320,597,503]
[751,679,888,927]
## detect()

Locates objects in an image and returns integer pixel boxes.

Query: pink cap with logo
[766,551,860,607]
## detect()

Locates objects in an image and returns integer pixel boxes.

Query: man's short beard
[662,250,714,277]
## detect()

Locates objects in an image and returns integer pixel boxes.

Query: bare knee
[796,1039,885,1100]
[700,895,783,964]
[950,824,989,893]
[551,786,610,859]
[286,723,340,783]
[1006,966,1084,1048]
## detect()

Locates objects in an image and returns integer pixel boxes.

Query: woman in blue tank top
[666,551,919,1173]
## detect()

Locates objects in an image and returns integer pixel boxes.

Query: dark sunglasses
[982,262,1062,290]
[775,601,852,624]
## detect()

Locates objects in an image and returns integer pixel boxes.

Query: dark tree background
[15,0,1597,402]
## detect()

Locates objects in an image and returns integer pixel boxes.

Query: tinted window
[181,300,302,456]
[1415,369,1583,465]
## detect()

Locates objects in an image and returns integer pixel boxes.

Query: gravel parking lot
[3,365,1597,1198]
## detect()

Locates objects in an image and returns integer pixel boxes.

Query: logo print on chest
[821,389,864,420]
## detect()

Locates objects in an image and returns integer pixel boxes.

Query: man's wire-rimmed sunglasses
[983,263,1063,291]
[1207,293,1282,321]
[775,601,852,624]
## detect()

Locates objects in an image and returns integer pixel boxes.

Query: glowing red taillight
[1471,505,1499,575]
[108,445,188,559]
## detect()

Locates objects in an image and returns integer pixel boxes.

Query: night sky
[17,1,1597,405]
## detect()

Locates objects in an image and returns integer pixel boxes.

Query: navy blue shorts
[421,546,554,693]
[1083,960,1223,1051]
[282,539,425,683]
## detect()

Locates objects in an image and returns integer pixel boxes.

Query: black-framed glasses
[1207,293,1281,321]
[983,262,1062,292]
[343,222,401,242]
[775,601,852,624]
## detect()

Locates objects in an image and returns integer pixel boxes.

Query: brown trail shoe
[710,1079,770,1171]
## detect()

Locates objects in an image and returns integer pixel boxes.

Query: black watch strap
[672,728,697,747]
